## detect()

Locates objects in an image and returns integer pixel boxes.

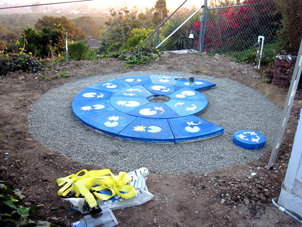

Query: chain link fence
[204,1,282,58]
[143,0,301,60]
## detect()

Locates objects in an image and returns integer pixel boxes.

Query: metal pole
[199,0,208,52]
[267,39,302,169]
[65,32,68,62]
[141,0,188,46]
[156,6,203,49]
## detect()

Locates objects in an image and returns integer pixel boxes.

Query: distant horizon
[1,0,205,10]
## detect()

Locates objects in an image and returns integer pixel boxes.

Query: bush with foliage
[225,43,276,65]
[72,16,101,39]
[103,7,154,46]
[126,28,154,48]
[18,25,65,58]
[275,0,302,54]
[160,14,200,50]
[195,0,281,52]
[102,46,161,66]
[35,16,86,41]
[98,41,122,56]
[0,51,43,76]
[68,41,96,61]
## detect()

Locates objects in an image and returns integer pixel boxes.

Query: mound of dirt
[0,53,301,226]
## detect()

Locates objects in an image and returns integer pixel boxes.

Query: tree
[104,7,142,44]
[0,22,8,39]
[73,16,101,39]
[19,25,65,57]
[35,16,86,41]
[275,0,302,54]
[126,28,154,47]
[0,22,8,50]
[153,0,168,25]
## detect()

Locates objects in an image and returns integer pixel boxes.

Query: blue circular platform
[233,130,266,149]
[72,75,224,143]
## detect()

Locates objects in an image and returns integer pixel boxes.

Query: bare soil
[0,53,302,226]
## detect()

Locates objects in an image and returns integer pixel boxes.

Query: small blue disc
[233,130,265,149]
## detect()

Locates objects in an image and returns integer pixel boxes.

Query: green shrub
[68,41,96,61]
[0,52,43,76]
[275,0,302,54]
[101,46,161,66]
[225,43,276,66]
[126,28,154,48]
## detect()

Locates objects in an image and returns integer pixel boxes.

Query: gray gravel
[28,71,282,175]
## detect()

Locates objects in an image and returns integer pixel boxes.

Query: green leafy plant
[125,28,154,48]
[68,41,96,61]
[0,52,43,76]
[0,132,4,144]
[0,183,46,226]
[224,43,276,66]
[39,74,51,80]
[102,46,161,67]
[54,71,70,78]
[275,0,302,54]
[60,71,70,78]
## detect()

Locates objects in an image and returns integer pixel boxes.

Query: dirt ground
[1,53,302,226]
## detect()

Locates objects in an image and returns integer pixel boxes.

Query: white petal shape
[93,104,105,109]
[185,126,200,133]
[147,126,162,133]
[139,108,157,116]
[104,121,119,127]
[83,92,96,98]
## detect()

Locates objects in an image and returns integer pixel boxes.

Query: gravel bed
[28,71,282,175]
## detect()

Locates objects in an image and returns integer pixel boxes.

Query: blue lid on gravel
[233,130,265,149]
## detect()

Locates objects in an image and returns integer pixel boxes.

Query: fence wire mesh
[204,1,282,58]
[143,6,203,52]
[144,0,300,58]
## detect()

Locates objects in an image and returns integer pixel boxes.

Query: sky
[3,0,205,10]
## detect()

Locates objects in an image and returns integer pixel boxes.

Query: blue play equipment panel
[233,130,266,149]
[72,75,224,143]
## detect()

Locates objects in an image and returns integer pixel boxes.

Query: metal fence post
[199,0,208,52]
[65,32,68,62]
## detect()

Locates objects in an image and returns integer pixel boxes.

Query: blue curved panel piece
[233,130,265,149]
[115,75,152,87]
[175,78,216,91]
[74,88,114,102]
[149,75,178,85]
[166,99,207,117]
[78,110,136,136]
[168,88,208,101]
[90,79,129,92]
[112,85,153,99]
[119,118,174,143]
[127,103,179,119]
[72,75,224,143]
[168,116,224,143]
[143,84,180,96]
[72,99,115,119]
[110,97,149,113]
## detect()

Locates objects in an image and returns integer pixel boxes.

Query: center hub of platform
[148,95,171,103]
